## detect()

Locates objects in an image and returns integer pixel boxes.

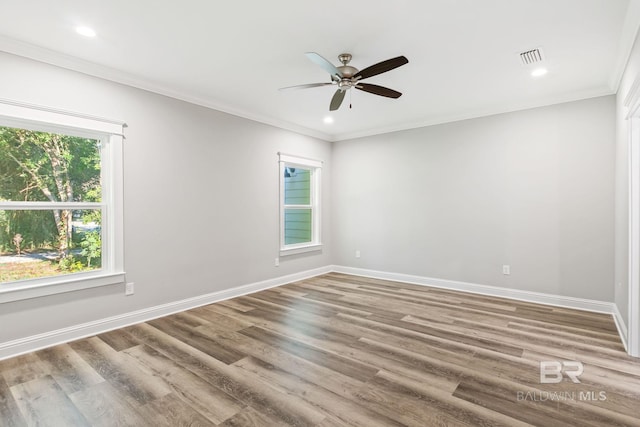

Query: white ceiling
[0,0,638,141]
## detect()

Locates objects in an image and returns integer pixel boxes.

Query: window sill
[0,271,126,304]
[280,243,323,257]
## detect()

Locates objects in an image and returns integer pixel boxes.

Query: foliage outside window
[279,153,322,255]
[0,126,104,283]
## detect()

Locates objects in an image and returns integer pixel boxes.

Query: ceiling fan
[280,52,409,111]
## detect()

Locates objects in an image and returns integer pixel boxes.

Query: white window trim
[278,153,322,256]
[0,100,126,303]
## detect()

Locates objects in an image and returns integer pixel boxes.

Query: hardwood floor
[1,272,639,426]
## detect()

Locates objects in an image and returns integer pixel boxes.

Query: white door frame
[629,117,640,357]
[626,81,640,357]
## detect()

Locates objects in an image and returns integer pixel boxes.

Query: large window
[0,101,124,302]
[279,153,322,255]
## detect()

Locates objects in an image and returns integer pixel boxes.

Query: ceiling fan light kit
[281,52,408,111]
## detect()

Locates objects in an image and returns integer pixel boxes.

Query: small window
[279,153,322,255]
[0,100,125,302]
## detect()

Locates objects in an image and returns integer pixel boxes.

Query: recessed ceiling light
[531,67,548,77]
[76,26,96,38]
[323,116,334,124]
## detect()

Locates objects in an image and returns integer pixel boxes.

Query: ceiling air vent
[519,48,544,66]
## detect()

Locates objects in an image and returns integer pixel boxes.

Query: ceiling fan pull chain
[350,90,352,109]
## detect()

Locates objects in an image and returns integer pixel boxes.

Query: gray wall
[332,96,616,301]
[0,52,332,343]
[0,49,621,348]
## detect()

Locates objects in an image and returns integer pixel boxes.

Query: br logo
[539,361,584,384]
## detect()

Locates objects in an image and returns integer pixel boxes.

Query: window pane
[0,209,102,283]
[284,167,311,205]
[0,126,101,203]
[284,208,312,245]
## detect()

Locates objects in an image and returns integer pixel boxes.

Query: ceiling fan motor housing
[337,53,358,78]
[338,66,358,78]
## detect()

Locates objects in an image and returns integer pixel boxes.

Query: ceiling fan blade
[305,52,343,79]
[356,83,402,98]
[353,56,408,80]
[279,82,334,91]
[330,89,346,111]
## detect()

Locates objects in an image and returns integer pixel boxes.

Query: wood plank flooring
[1,272,639,426]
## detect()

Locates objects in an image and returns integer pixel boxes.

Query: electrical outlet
[275,257,279,267]
[125,282,135,295]
[355,250,361,258]
[502,265,510,275]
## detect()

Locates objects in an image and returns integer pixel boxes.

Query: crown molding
[0,35,332,142]
[331,88,615,142]
[0,34,624,144]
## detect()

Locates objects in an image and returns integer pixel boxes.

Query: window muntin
[279,153,321,255]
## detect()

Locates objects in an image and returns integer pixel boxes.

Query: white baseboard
[332,265,617,314]
[0,265,332,361]
[612,303,629,352]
